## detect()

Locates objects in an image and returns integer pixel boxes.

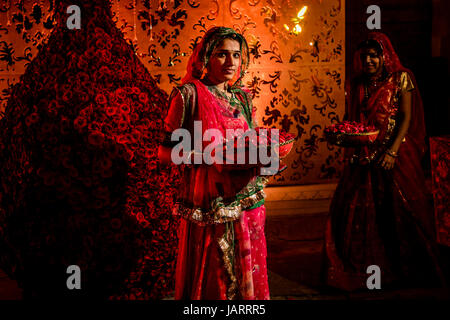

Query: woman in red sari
[158,27,270,299]
[325,32,447,290]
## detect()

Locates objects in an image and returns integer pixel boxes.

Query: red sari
[325,32,446,290]
[161,27,270,300]
[163,78,270,300]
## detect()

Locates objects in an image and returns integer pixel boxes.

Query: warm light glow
[297,6,308,18]
[286,6,308,36]
[309,42,313,46]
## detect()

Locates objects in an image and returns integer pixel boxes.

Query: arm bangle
[386,149,399,157]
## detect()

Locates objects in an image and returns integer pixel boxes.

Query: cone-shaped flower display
[0,0,180,299]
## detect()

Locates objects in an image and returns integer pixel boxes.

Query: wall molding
[265,183,338,201]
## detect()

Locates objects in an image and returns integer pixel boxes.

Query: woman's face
[206,38,241,84]
[361,47,384,76]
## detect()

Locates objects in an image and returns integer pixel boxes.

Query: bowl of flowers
[324,121,379,147]
[254,127,297,159]
[219,127,296,174]
[278,131,297,159]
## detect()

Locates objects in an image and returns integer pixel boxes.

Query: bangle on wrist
[386,149,398,157]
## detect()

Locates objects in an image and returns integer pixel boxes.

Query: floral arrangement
[324,121,379,147]
[325,121,377,134]
[430,137,450,246]
[216,127,296,173]
[0,0,180,299]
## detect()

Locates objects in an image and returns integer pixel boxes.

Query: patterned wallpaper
[0,0,345,185]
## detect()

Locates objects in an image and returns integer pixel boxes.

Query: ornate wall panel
[0,0,345,185]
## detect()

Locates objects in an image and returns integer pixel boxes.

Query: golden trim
[170,86,186,128]
[173,189,266,225]
[180,89,186,128]
[218,222,238,300]
[337,130,379,136]
[280,137,296,146]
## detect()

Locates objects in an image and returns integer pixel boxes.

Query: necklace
[213,86,233,100]
[369,77,381,88]
[209,85,244,118]
[202,75,230,97]
[366,71,387,88]
[201,77,243,117]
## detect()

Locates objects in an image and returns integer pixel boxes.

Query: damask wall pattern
[0,0,345,185]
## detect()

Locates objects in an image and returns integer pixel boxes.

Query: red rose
[131,87,141,95]
[160,219,169,231]
[25,113,39,126]
[115,88,127,100]
[77,55,88,69]
[124,149,134,161]
[105,106,116,117]
[117,120,128,131]
[138,93,149,104]
[78,91,90,103]
[47,100,62,114]
[62,90,73,102]
[84,48,95,59]
[88,130,105,146]
[100,49,112,62]
[95,93,107,105]
[136,211,145,222]
[99,65,111,74]
[77,72,90,84]
[94,27,106,36]
[116,135,129,144]
[129,112,139,123]
[139,220,150,228]
[144,149,153,159]
[120,103,130,114]
[95,38,106,49]
[74,116,88,131]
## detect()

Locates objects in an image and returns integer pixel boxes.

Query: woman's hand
[378,151,396,170]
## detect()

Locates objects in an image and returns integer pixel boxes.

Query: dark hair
[357,39,383,55]
[201,27,247,67]
[206,33,243,57]
[185,26,249,86]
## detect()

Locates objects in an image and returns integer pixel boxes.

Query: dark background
[346,0,450,139]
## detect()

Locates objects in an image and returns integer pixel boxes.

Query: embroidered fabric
[348,32,427,159]
[169,27,270,300]
[164,77,264,224]
[326,32,446,291]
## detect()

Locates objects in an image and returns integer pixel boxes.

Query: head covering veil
[348,32,427,157]
[181,27,250,89]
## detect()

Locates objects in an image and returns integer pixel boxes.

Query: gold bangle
[386,149,398,157]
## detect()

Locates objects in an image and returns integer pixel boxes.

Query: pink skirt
[174,205,270,300]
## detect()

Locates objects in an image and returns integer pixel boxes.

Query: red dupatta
[347,32,427,158]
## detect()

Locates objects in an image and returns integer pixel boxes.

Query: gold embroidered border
[218,222,238,300]
[173,189,266,225]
